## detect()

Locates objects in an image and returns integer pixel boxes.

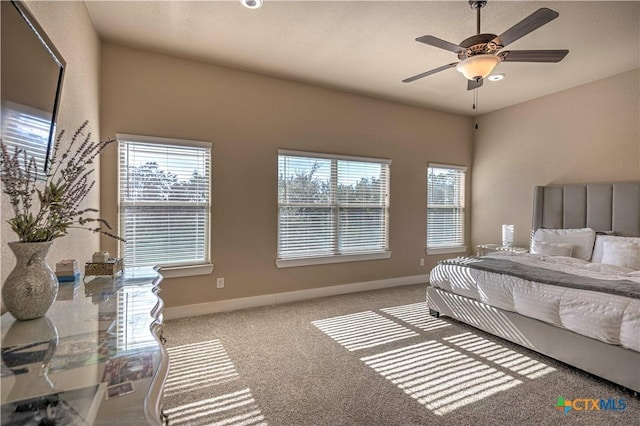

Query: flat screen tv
[1,0,65,174]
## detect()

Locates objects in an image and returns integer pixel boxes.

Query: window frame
[426,162,468,255]
[117,133,213,277]
[276,149,392,268]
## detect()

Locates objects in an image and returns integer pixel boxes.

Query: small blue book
[58,272,81,282]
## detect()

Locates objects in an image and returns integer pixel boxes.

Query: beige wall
[472,68,640,249]
[1,1,101,285]
[99,44,473,308]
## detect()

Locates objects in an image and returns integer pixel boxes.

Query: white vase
[2,241,58,320]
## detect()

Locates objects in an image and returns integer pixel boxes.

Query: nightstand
[476,244,528,256]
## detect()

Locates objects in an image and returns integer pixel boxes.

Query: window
[118,134,211,270]
[277,150,391,267]
[427,163,467,254]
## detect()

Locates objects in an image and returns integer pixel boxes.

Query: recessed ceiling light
[241,0,263,9]
[488,73,505,82]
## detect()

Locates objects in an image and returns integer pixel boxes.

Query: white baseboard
[164,274,429,320]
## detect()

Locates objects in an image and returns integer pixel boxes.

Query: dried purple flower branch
[0,121,124,242]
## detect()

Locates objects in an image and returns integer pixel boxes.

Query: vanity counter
[0,268,168,425]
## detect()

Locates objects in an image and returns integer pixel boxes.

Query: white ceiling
[86,1,640,116]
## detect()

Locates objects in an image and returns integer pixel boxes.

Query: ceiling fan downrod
[469,1,487,35]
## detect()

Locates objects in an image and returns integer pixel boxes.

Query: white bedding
[429,252,640,352]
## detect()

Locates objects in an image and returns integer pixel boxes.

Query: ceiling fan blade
[491,8,559,48]
[416,35,465,53]
[402,63,458,83]
[467,78,483,91]
[500,49,569,62]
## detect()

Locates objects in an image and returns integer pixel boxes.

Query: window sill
[276,251,391,268]
[426,246,468,255]
[157,263,214,279]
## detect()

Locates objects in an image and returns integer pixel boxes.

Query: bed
[427,182,640,393]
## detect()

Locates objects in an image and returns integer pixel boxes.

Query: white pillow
[601,241,640,270]
[531,241,574,257]
[592,235,640,264]
[584,262,635,274]
[544,256,588,266]
[532,228,596,261]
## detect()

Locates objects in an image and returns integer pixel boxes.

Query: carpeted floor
[162,284,638,426]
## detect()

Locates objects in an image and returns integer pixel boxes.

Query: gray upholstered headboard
[532,182,640,237]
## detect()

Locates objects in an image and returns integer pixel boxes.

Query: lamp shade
[456,54,501,80]
[502,224,514,247]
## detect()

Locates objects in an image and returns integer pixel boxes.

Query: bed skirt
[426,286,640,393]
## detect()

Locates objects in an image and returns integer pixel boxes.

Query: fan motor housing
[458,33,503,59]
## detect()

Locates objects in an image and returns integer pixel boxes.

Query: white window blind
[278,150,390,261]
[118,135,211,268]
[427,164,466,249]
[1,102,53,174]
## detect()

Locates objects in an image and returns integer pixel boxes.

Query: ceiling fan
[403,1,569,90]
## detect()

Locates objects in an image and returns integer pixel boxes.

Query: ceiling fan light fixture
[240,0,263,9]
[456,54,501,80]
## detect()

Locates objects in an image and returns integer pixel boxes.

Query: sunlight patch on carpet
[164,388,267,426]
[382,302,450,332]
[361,340,522,415]
[312,311,418,351]
[443,332,556,379]
[165,340,239,397]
